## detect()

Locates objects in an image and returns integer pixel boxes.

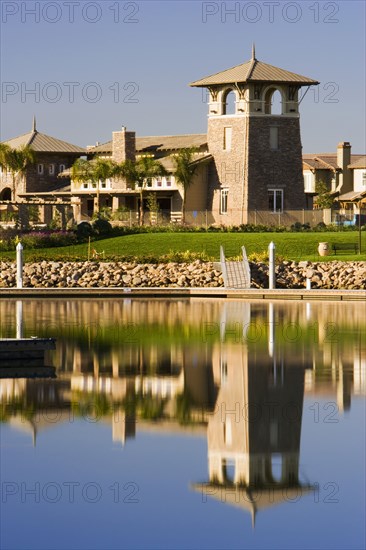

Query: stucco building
[4,50,363,226]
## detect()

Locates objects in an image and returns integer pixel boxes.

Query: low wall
[0,260,365,289]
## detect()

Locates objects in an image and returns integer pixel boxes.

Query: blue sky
[0,0,365,153]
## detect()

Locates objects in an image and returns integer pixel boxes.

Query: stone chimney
[337,142,352,193]
[112,126,136,163]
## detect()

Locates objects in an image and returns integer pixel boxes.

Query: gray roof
[348,156,366,169]
[190,55,319,87]
[337,190,366,201]
[303,154,365,171]
[89,134,208,155]
[3,128,85,154]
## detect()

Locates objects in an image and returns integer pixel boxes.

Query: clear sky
[0,0,365,153]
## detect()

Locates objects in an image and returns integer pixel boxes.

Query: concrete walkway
[0,287,365,301]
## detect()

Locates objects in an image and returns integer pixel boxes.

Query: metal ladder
[220,246,251,289]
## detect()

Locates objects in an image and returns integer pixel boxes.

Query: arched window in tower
[264,88,283,115]
[223,89,236,115]
[0,188,12,201]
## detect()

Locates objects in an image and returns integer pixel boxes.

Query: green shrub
[76,221,93,240]
[92,217,113,235]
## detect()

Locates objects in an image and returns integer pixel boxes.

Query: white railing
[241,246,251,288]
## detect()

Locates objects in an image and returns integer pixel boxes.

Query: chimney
[112,126,136,163]
[337,142,352,193]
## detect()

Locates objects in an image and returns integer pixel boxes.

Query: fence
[1,204,365,229]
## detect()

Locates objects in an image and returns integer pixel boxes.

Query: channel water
[0,298,365,549]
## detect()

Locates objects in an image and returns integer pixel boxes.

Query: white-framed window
[82,182,89,189]
[59,164,65,173]
[166,176,172,187]
[223,127,232,151]
[220,188,229,214]
[220,356,228,385]
[362,172,366,187]
[270,127,278,150]
[37,164,44,175]
[303,172,314,192]
[268,189,283,213]
[49,164,55,175]
[156,178,162,187]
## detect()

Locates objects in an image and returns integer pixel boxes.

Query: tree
[314,180,335,210]
[173,147,199,224]
[0,144,36,200]
[118,156,167,225]
[72,157,118,215]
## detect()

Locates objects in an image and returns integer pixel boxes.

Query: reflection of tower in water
[193,303,313,526]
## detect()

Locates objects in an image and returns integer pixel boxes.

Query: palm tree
[173,147,199,224]
[118,156,167,225]
[0,144,36,200]
[72,157,118,215]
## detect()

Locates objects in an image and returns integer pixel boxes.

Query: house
[0,118,85,224]
[10,50,366,227]
[302,144,365,222]
[71,47,319,225]
[338,156,366,223]
[71,129,211,223]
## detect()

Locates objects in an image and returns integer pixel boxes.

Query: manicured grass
[0,232,365,262]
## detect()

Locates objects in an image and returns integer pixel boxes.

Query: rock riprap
[0,260,365,289]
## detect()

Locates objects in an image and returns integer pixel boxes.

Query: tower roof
[190,55,319,87]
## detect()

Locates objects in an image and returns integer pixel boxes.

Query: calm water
[0,298,365,550]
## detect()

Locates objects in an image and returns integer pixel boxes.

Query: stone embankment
[0,260,365,289]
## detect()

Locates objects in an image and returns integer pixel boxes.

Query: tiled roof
[190,57,319,87]
[303,154,365,171]
[158,152,212,172]
[137,134,207,153]
[89,134,208,155]
[3,130,85,154]
[338,190,366,201]
[348,156,366,169]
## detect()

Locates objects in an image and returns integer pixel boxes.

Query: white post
[268,302,275,358]
[16,242,23,289]
[16,300,23,339]
[306,278,311,290]
[268,241,276,290]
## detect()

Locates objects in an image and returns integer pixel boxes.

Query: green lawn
[1,232,365,262]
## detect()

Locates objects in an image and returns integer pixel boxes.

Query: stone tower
[190,46,319,224]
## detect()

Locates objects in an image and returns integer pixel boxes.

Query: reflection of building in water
[193,342,313,526]
[304,332,366,412]
[1,299,365,454]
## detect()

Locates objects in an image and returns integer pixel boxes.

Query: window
[362,172,366,187]
[59,164,65,173]
[304,172,314,192]
[220,188,228,214]
[220,357,228,384]
[49,164,55,175]
[268,189,283,212]
[223,127,232,151]
[37,164,44,175]
[224,419,232,446]
[82,183,89,189]
[270,127,278,150]
[166,176,172,187]
[156,178,162,187]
